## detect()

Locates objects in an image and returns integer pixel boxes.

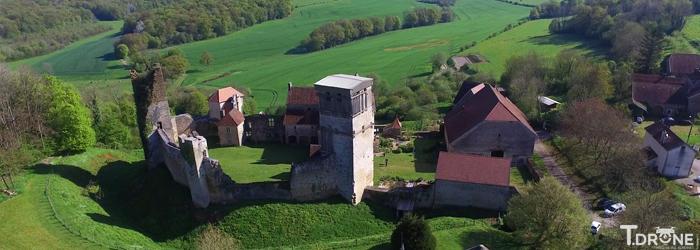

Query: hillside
[12,0,531,109]
[462,18,604,78]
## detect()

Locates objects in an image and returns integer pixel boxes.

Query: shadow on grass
[525,34,608,59]
[460,230,522,249]
[257,144,309,165]
[414,134,441,173]
[368,242,391,250]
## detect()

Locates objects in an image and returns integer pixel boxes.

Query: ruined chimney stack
[288,82,293,90]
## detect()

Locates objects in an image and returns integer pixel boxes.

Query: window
[226,127,231,134]
[268,118,275,127]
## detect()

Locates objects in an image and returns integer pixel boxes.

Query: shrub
[390,215,436,250]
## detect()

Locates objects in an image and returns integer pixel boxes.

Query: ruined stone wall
[290,155,339,201]
[434,180,513,211]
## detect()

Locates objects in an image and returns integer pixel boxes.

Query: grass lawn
[668,182,700,220]
[510,165,535,192]
[374,136,440,182]
[463,18,604,79]
[207,144,309,183]
[11,0,530,109]
[634,121,700,146]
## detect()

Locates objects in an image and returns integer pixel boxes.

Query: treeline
[547,0,698,73]
[418,0,456,7]
[298,8,453,52]
[528,0,578,19]
[118,0,292,52]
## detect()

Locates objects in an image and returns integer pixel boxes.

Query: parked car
[694,176,700,183]
[596,198,616,210]
[604,203,626,217]
[591,221,601,235]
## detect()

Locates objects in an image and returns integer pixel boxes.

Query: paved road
[534,131,616,228]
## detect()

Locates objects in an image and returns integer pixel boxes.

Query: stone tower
[130,65,178,165]
[314,74,374,204]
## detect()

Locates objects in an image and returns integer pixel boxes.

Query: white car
[604,203,626,217]
[591,221,601,235]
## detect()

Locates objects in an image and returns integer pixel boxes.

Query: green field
[208,144,309,183]
[462,18,603,78]
[11,0,531,109]
[634,121,700,146]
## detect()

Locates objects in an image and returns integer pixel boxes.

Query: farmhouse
[631,74,690,116]
[284,83,320,144]
[217,108,245,146]
[643,121,698,178]
[664,53,700,78]
[434,152,514,211]
[444,82,536,164]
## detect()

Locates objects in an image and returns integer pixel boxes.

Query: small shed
[538,96,560,111]
[382,117,402,138]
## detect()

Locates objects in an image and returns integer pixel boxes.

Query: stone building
[244,114,284,144]
[444,83,536,164]
[217,108,245,146]
[209,87,244,120]
[291,74,375,205]
[283,84,320,144]
[434,152,514,211]
[643,121,698,178]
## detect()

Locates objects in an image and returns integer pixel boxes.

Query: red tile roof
[209,87,244,103]
[283,111,319,125]
[666,54,700,76]
[287,87,319,106]
[388,117,402,129]
[435,152,511,187]
[632,74,687,106]
[645,121,691,151]
[217,109,245,126]
[445,84,534,143]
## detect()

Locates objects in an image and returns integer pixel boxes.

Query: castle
[131,66,375,207]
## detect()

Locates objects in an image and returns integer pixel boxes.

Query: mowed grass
[208,144,309,183]
[374,136,440,182]
[0,148,160,249]
[463,18,604,78]
[11,0,530,109]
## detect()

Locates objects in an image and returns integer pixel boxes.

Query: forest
[118,0,293,51]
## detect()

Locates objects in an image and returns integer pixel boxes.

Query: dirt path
[534,132,616,228]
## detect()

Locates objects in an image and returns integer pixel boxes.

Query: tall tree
[46,76,96,154]
[635,30,666,74]
[505,177,589,249]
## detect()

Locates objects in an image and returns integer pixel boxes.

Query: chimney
[288,82,293,90]
[355,72,359,76]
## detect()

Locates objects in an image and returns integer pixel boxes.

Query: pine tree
[635,30,665,74]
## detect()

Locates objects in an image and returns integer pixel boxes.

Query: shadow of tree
[257,144,309,165]
[524,34,608,59]
[459,230,522,250]
[414,133,441,173]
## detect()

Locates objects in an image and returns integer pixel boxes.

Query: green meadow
[462,18,604,78]
[11,0,530,109]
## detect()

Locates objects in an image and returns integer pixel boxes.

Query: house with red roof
[434,152,515,211]
[209,87,245,146]
[381,116,402,138]
[284,83,320,144]
[444,83,536,164]
[208,87,245,120]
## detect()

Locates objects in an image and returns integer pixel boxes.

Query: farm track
[535,131,616,228]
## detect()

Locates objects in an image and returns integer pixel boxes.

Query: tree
[390,215,436,250]
[505,177,589,249]
[620,191,682,234]
[567,62,612,101]
[116,44,129,59]
[243,97,257,115]
[196,224,239,250]
[200,51,213,66]
[161,49,190,79]
[501,52,548,119]
[172,87,208,116]
[385,16,401,31]
[430,52,447,73]
[46,76,96,154]
[635,30,666,74]
[95,102,131,149]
